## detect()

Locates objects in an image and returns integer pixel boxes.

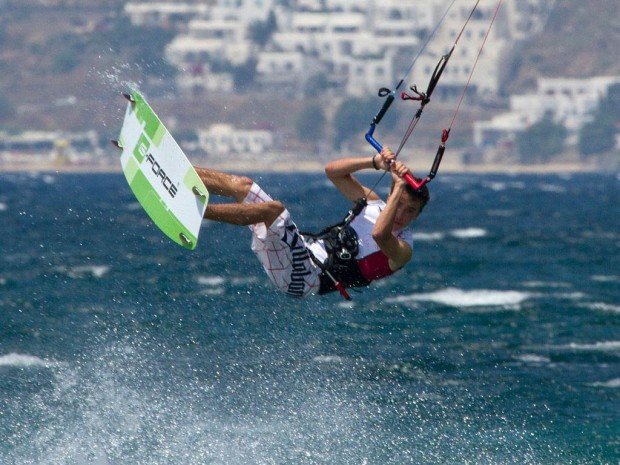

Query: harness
[303,197,369,300]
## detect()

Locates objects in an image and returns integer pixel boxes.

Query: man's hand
[375,147,396,170]
[390,160,411,187]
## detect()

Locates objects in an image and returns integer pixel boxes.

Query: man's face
[393,191,423,230]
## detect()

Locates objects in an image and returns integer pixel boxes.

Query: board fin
[122,92,135,103]
[111,139,123,150]
[192,186,207,198]
[179,233,193,247]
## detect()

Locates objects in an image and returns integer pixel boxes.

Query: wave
[537,183,566,193]
[548,341,620,352]
[313,355,344,363]
[590,275,620,283]
[588,378,620,388]
[56,265,110,279]
[196,275,226,286]
[0,353,56,368]
[482,181,526,192]
[450,228,487,239]
[0,202,7,211]
[583,302,620,314]
[412,232,445,241]
[412,229,487,241]
[521,281,571,289]
[386,287,532,310]
[513,354,551,364]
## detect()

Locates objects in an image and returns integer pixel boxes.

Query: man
[196,147,429,298]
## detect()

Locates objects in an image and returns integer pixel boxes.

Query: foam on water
[386,288,533,310]
[412,231,445,241]
[313,355,344,363]
[588,378,620,388]
[0,202,7,211]
[521,281,571,289]
[549,341,620,352]
[537,183,566,193]
[590,275,620,283]
[513,354,551,364]
[196,275,226,286]
[583,302,620,314]
[0,353,56,368]
[57,265,110,279]
[450,228,487,239]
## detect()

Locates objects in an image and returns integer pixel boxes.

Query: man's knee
[265,200,285,227]
[233,175,254,201]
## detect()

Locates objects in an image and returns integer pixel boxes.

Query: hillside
[504,0,620,93]
[0,0,616,151]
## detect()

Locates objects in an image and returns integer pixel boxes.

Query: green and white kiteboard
[113,90,209,250]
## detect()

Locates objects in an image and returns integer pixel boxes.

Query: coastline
[0,159,614,175]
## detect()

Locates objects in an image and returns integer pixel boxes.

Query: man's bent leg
[205,201,285,227]
[195,167,253,202]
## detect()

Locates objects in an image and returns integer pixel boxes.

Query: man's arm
[324,148,395,202]
[372,164,413,271]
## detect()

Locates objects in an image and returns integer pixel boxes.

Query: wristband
[371,154,379,170]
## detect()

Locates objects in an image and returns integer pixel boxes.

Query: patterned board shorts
[244,183,321,298]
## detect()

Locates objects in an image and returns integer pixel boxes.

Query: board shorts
[244,183,321,298]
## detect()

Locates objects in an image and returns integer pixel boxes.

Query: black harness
[302,198,369,299]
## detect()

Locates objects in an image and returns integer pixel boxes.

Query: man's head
[391,177,430,230]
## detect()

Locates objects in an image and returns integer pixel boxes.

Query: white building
[474,75,620,148]
[412,2,508,99]
[198,124,274,154]
[125,2,208,28]
[157,0,557,97]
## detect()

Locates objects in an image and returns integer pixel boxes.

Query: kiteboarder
[195,147,429,299]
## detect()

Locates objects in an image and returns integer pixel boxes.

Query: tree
[232,58,257,91]
[295,104,325,143]
[333,97,402,150]
[333,98,380,150]
[248,11,278,47]
[304,73,330,98]
[517,115,567,162]
[578,83,620,157]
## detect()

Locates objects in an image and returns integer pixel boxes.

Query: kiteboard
[112,90,209,250]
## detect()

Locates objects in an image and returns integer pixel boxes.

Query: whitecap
[513,354,551,364]
[450,228,487,239]
[588,378,620,388]
[201,287,225,296]
[0,353,56,368]
[553,341,620,352]
[197,275,226,286]
[521,281,571,289]
[0,202,7,211]
[412,232,445,241]
[483,181,507,191]
[58,265,110,279]
[77,265,109,278]
[42,174,55,184]
[538,183,566,193]
[590,275,620,283]
[386,287,532,309]
[583,302,620,314]
[337,301,355,309]
[313,355,344,363]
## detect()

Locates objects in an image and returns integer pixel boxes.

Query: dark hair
[391,177,430,211]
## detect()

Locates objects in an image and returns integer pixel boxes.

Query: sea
[0,171,618,465]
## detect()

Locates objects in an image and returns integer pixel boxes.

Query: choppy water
[0,172,618,464]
